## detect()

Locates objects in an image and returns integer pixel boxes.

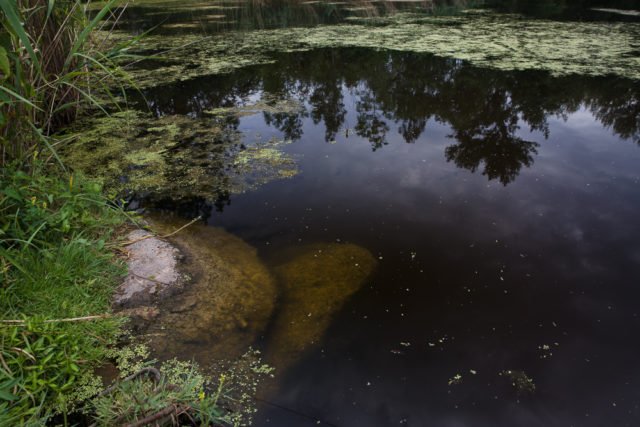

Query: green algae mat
[115,10,640,89]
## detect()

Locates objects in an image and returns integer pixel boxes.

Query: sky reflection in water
[140,48,640,426]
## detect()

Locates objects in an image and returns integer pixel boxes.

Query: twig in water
[122,216,202,247]
[129,271,172,286]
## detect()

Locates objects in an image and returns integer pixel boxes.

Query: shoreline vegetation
[0,0,134,423]
[1,1,264,425]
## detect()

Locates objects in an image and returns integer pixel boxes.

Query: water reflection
[486,0,640,20]
[114,4,640,426]
[138,48,640,187]
[109,0,434,35]
[109,0,640,36]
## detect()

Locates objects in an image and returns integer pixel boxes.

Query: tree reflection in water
[139,48,640,186]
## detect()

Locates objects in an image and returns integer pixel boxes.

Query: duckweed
[110,10,640,89]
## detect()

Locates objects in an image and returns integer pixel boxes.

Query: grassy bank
[0,1,235,425]
[0,165,128,424]
[0,0,132,422]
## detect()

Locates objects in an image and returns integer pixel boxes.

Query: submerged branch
[121,216,202,247]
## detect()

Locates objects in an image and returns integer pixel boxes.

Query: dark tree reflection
[446,129,538,186]
[138,47,640,186]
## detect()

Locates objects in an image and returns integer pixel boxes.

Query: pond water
[112,2,640,426]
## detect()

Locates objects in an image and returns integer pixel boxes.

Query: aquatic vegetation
[61,110,229,200]
[500,370,536,394]
[207,349,276,426]
[238,94,304,116]
[266,243,376,369]
[113,10,640,90]
[61,109,298,202]
[231,137,299,193]
[448,373,464,386]
[90,358,230,426]
[140,217,278,365]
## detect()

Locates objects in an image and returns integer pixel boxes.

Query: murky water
[115,2,640,426]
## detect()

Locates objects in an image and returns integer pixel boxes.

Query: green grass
[0,0,141,422]
[0,165,260,425]
[0,165,129,424]
[0,1,263,424]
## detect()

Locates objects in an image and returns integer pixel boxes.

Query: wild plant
[0,0,140,169]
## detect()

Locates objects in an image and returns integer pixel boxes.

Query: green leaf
[0,84,41,110]
[0,389,18,401]
[46,0,56,19]
[0,1,41,76]
[65,0,118,69]
[0,46,10,79]
[2,187,21,201]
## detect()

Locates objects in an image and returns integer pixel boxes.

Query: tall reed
[0,0,137,169]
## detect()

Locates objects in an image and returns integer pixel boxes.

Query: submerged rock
[266,243,376,369]
[115,219,375,379]
[143,217,278,364]
[115,229,184,307]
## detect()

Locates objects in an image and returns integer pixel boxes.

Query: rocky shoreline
[115,217,377,377]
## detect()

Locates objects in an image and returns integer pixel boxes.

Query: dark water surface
[126,4,640,426]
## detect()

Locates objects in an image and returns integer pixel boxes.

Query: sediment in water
[266,243,377,370]
[136,217,278,365]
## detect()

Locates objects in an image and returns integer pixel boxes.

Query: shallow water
[119,3,640,426]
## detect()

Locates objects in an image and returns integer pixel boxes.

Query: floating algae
[61,108,298,202]
[231,137,298,193]
[500,370,536,395]
[110,10,640,89]
[142,216,278,364]
[266,243,376,370]
[61,110,233,201]
[203,95,304,121]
